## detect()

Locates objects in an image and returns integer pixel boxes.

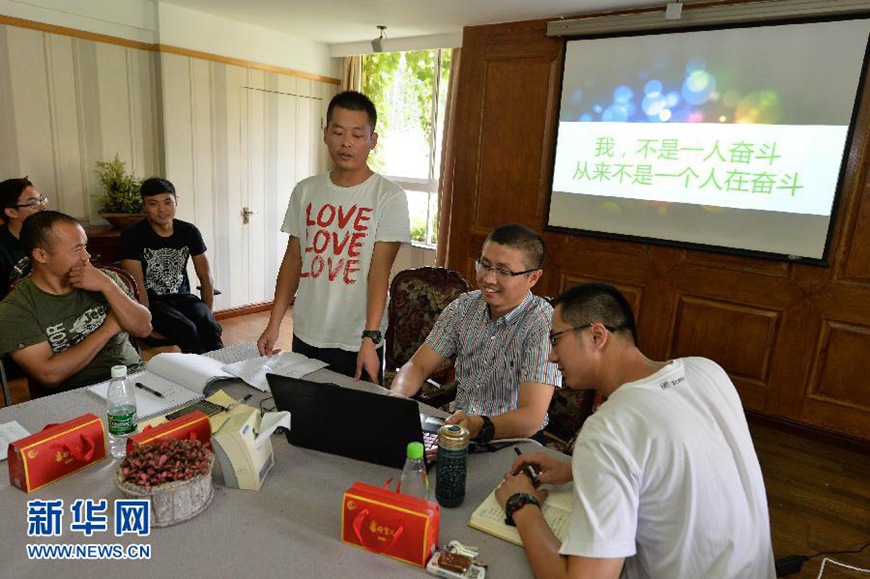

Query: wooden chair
[383,266,471,410]
[0,354,24,407]
[541,388,600,454]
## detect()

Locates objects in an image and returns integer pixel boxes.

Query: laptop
[267,374,442,469]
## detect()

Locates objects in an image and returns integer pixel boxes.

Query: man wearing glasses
[0,177,48,300]
[391,223,560,443]
[497,283,775,579]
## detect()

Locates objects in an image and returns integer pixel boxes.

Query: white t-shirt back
[281,172,410,351]
[560,357,776,579]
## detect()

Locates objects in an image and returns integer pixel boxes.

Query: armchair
[384,266,471,409]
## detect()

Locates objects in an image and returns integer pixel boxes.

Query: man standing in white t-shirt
[497,283,776,579]
[258,91,410,383]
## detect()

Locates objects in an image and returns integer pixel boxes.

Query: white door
[237,82,323,306]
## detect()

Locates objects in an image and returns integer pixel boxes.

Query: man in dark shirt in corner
[119,177,223,354]
[0,177,47,300]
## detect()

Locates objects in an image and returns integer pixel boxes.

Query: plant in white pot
[115,438,215,527]
[96,154,145,229]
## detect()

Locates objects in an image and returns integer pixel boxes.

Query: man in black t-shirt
[119,177,223,354]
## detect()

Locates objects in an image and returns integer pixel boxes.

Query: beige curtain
[435,49,461,267]
[341,56,363,92]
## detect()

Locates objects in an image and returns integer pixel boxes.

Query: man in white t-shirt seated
[497,282,776,579]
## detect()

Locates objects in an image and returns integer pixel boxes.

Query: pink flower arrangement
[120,438,212,489]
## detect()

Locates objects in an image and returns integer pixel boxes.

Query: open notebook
[468,483,574,546]
[88,352,233,420]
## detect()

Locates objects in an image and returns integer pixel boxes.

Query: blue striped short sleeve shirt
[425,290,561,425]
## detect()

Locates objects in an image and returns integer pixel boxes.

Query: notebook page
[222,352,328,391]
[147,352,232,394]
[88,370,201,420]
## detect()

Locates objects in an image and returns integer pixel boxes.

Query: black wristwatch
[474,415,495,443]
[504,492,540,527]
[361,329,382,345]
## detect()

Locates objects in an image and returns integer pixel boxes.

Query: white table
[0,346,539,578]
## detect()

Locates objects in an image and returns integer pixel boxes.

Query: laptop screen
[267,374,426,469]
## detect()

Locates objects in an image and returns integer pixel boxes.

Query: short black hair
[551,282,638,345]
[140,177,176,199]
[326,91,378,132]
[0,177,34,211]
[20,210,82,256]
[485,223,546,270]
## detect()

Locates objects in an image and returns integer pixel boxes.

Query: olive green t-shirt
[0,273,141,392]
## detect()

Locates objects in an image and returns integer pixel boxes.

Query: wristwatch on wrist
[504,492,540,527]
[474,415,495,443]
[361,329,382,345]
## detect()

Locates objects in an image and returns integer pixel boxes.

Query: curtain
[435,49,461,267]
[341,55,363,92]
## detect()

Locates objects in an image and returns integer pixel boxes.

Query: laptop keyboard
[423,431,438,452]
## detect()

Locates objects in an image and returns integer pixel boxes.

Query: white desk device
[212,406,289,491]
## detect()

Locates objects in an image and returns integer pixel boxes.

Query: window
[363,49,452,246]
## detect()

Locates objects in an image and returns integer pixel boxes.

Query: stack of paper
[221,352,328,391]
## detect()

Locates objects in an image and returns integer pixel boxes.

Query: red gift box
[341,481,440,567]
[8,413,107,493]
[126,410,212,455]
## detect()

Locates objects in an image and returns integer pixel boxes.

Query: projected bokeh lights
[565,57,783,125]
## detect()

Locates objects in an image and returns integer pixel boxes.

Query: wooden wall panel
[476,58,553,228]
[841,182,870,282]
[671,297,778,409]
[809,322,870,409]
[447,18,870,441]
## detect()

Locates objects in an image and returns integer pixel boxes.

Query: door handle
[242,206,258,224]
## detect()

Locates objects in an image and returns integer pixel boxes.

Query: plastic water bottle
[106,365,137,458]
[400,441,429,500]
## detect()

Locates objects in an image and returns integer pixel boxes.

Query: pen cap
[111,365,128,379]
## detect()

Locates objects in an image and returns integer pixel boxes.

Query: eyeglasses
[549,322,618,347]
[474,258,539,279]
[13,195,49,209]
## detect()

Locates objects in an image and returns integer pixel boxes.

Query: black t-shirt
[0,225,26,301]
[118,219,207,296]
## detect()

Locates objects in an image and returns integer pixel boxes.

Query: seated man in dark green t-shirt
[0,211,152,394]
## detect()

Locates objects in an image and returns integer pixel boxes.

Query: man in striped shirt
[391,224,561,442]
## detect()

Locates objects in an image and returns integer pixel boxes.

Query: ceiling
[162,0,665,45]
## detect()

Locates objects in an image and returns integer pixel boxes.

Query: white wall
[0,0,339,79]
[329,32,462,58]
[157,3,338,79]
[393,245,437,273]
[0,15,339,309]
[0,24,160,223]
[0,0,158,42]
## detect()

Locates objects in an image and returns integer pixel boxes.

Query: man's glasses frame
[474,258,540,279]
[549,322,618,347]
[13,195,49,209]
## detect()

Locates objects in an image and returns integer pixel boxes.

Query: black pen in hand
[135,382,164,398]
[514,447,540,487]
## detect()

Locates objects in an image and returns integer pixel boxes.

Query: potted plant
[95,154,145,229]
[115,437,215,527]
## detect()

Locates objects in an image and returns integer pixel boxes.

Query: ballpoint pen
[514,447,540,487]
[135,382,164,398]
